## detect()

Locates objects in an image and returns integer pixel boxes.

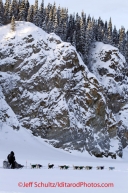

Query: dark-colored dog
[73,166,79,170]
[79,166,84,170]
[31,164,42,169]
[59,165,65,169]
[48,163,54,169]
[64,165,69,169]
[73,166,84,170]
[59,165,69,169]
[85,166,93,170]
[97,166,104,170]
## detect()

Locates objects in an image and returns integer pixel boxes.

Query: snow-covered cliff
[89,42,128,148]
[0,22,126,158]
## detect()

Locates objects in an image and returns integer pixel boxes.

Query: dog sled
[3,160,24,169]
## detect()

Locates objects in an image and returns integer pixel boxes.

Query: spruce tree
[27,5,34,23]
[40,0,45,23]
[103,29,108,44]
[4,0,10,24]
[53,8,58,33]
[18,0,26,21]
[80,18,86,55]
[25,0,30,21]
[67,14,72,38]
[64,8,69,41]
[84,20,93,64]
[125,31,128,63]
[57,4,61,24]
[112,26,118,47]
[75,13,81,51]
[11,0,18,20]
[0,0,4,26]
[57,19,63,39]
[42,19,47,31]
[119,26,126,56]
[81,11,86,31]
[72,31,76,47]
[11,15,15,31]
[98,24,104,41]
[107,18,113,45]
[33,0,40,26]
[92,19,97,41]
[34,0,38,14]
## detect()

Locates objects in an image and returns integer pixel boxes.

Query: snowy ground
[0,124,128,193]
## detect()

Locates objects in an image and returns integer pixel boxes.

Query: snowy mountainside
[89,42,128,148]
[0,86,19,129]
[0,22,123,158]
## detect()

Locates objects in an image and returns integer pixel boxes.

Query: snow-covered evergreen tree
[18,0,26,21]
[125,31,128,63]
[81,11,86,32]
[97,23,103,41]
[107,18,113,45]
[118,26,126,56]
[40,0,45,23]
[113,26,118,47]
[75,13,81,51]
[4,0,10,24]
[84,20,93,63]
[33,0,41,26]
[42,19,47,31]
[27,5,34,23]
[25,0,30,21]
[11,15,15,31]
[97,17,104,42]
[72,31,76,47]
[11,0,18,20]
[53,7,58,33]
[0,0,4,26]
[34,0,38,14]
[103,29,108,44]
[80,18,86,55]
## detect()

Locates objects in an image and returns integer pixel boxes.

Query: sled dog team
[30,164,115,170]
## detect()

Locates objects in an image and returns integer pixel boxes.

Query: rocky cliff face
[0,22,125,158]
[89,42,128,148]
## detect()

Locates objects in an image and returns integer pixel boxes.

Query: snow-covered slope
[0,22,125,158]
[0,86,19,130]
[0,122,128,193]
